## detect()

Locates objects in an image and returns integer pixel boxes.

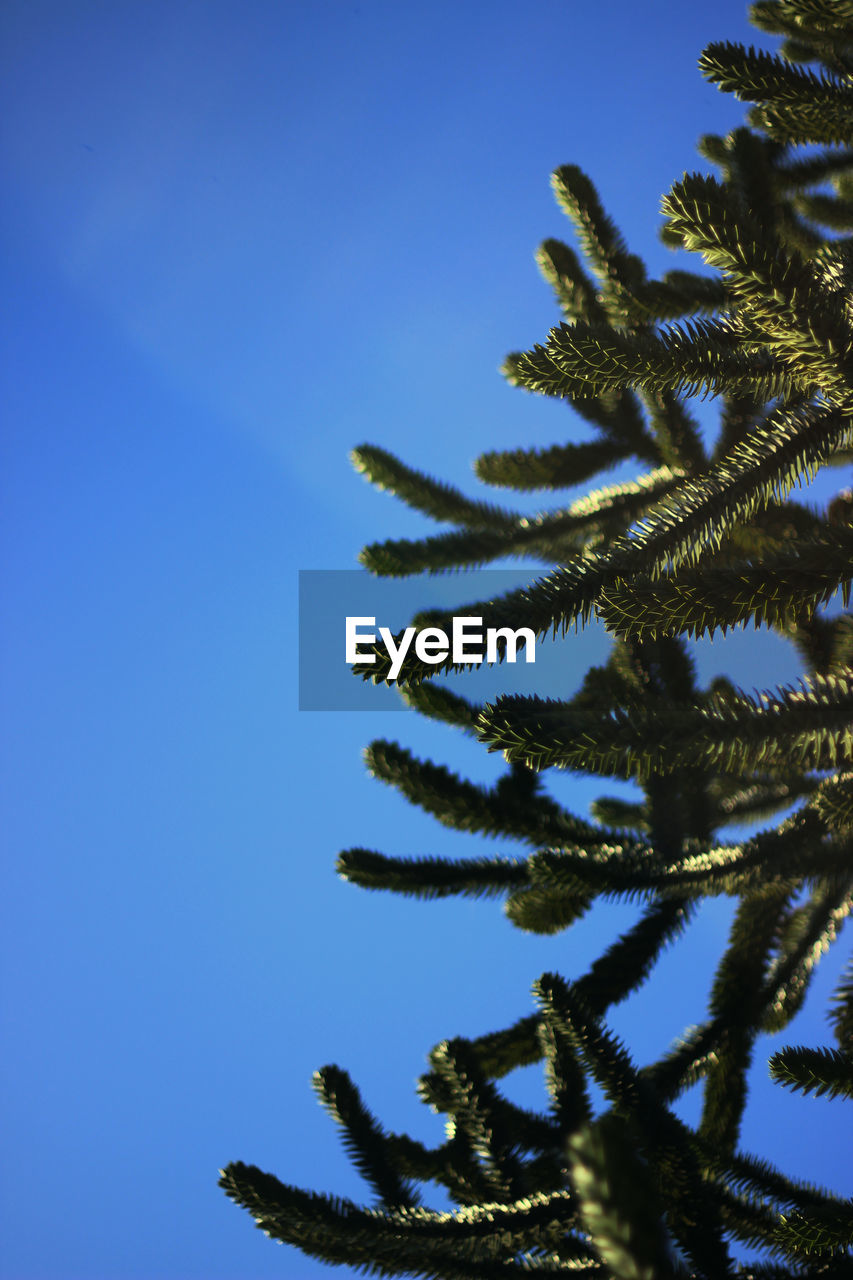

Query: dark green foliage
[474,437,636,492]
[598,525,853,640]
[698,41,853,143]
[477,671,853,776]
[769,1046,853,1100]
[312,1067,421,1209]
[351,445,522,531]
[222,2,853,1274]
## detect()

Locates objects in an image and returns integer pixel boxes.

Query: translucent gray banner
[298,569,609,711]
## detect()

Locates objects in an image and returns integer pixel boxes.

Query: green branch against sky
[222,1,853,1274]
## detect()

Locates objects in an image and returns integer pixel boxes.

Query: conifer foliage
[221,2,853,1275]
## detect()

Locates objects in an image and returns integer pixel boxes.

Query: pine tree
[220,2,853,1275]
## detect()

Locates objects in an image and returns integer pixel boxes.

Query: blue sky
[2,3,850,1277]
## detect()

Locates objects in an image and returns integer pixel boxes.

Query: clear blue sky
[2,3,849,1277]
